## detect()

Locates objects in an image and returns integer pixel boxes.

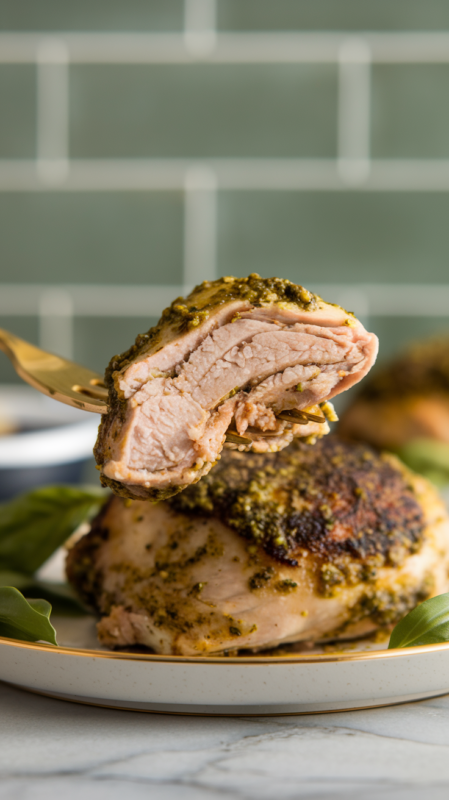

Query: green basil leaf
[395,438,449,487]
[0,569,33,591]
[388,593,449,649]
[0,570,88,615]
[0,485,107,574]
[0,586,57,645]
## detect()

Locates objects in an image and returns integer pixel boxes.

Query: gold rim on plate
[1,634,449,664]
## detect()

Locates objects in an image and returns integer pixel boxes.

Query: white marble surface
[2,682,449,799]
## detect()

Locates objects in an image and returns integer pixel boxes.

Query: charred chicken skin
[94,275,378,501]
[67,437,449,656]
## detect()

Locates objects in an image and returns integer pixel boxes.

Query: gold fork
[0,328,108,414]
[0,328,325,443]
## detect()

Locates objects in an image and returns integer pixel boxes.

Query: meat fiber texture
[67,437,449,656]
[94,275,378,500]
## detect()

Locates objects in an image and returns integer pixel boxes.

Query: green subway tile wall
[1,1,449,386]
[0,66,35,158]
[368,317,449,364]
[218,192,449,284]
[372,66,449,158]
[217,0,449,31]
[71,64,337,159]
[0,193,184,285]
[0,0,184,32]
[5,0,449,34]
[73,317,158,377]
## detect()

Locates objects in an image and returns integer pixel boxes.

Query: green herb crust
[169,436,425,568]
[347,575,435,630]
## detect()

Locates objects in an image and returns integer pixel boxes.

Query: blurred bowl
[0,386,100,501]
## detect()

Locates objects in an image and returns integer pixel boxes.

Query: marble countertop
[2,681,449,799]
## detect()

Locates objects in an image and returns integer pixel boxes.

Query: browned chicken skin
[67,437,449,656]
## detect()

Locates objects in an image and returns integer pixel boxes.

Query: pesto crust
[170,436,425,568]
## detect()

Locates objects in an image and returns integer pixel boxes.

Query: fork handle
[0,327,40,376]
[0,327,108,414]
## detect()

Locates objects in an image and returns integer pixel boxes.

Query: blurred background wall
[2,0,449,383]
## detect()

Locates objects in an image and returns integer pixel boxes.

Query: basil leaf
[0,569,34,591]
[0,586,57,645]
[395,438,449,487]
[0,485,107,574]
[388,593,449,649]
[0,570,88,615]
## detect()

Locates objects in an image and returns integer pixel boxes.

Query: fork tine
[302,411,326,423]
[225,431,253,445]
[275,410,309,425]
[276,409,326,425]
[72,383,109,401]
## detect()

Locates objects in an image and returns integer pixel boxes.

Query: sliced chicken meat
[95,275,378,500]
[67,437,449,656]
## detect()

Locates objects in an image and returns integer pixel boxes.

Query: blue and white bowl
[0,386,100,500]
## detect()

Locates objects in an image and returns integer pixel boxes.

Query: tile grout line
[36,37,70,186]
[38,288,74,359]
[182,0,218,287]
[337,37,371,186]
[35,39,73,353]
[5,159,449,191]
[184,0,217,58]
[183,166,218,290]
[3,31,449,63]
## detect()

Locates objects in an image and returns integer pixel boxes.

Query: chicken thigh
[68,437,449,655]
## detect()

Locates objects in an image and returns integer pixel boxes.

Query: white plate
[1,616,449,715]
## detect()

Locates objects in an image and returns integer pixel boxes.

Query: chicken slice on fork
[95,275,378,500]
